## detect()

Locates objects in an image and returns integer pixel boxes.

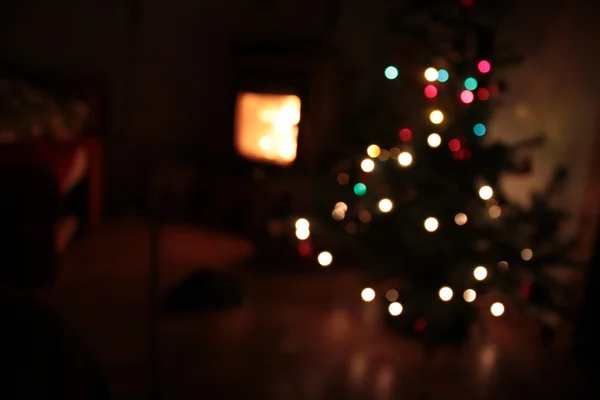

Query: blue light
[474,123,486,136]
[437,69,449,82]
[384,66,399,80]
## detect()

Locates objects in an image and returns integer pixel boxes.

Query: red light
[477,88,490,100]
[460,0,475,6]
[448,139,461,152]
[460,90,474,104]
[298,241,312,257]
[414,318,427,332]
[424,85,438,98]
[399,128,412,142]
[478,60,491,73]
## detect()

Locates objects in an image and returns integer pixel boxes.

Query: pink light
[477,88,490,101]
[399,128,412,142]
[478,60,491,73]
[460,90,474,104]
[424,85,438,98]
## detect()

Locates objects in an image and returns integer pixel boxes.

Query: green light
[464,77,478,90]
[384,66,399,80]
[354,183,367,196]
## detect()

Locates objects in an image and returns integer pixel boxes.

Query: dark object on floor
[165,270,245,314]
[0,296,110,399]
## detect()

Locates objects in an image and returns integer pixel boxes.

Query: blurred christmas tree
[287,0,578,350]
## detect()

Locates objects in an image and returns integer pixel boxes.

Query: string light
[464,77,478,90]
[385,289,399,301]
[296,229,310,240]
[473,266,488,281]
[439,286,453,301]
[479,185,493,200]
[424,217,439,232]
[399,128,412,141]
[378,198,393,213]
[474,123,487,136]
[427,133,442,148]
[354,183,367,196]
[490,302,505,317]
[521,248,533,261]
[367,144,381,158]
[361,288,376,302]
[454,213,468,225]
[430,110,444,124]
[424,67,438,82]
[295,218,309,231]
[332,208,345,221]
[437,69,449,82]
[448,138,461,152]
[388,302,403,316]
[318,251,333,267]
[463,289,476,302]
[334,202,347,212]
[361,158,375,172]
[398,152,413,166]
[384,66,399,80]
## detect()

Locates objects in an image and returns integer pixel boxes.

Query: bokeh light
[384,66,399,80]
[491,302,505,317]
[474,123,487,136]
[474,266,488,281]
[385,289,399,302]
[430,110,444,124]
[424,67,438,82]
[367,144,381,158]
[477,88,490,101]
[388,302,403,316]
[296,228,310,240]
[439,286,453,301]
[478,60,491,73]
[448,139,461,152]
[479,185,493,200]
[427,133,442,148]
[334,202,348,212]
[318,251,333,267]
[464,77,478,90]
[460,90,474,104]
[454,213,468,225]
[361,288,376,302]
[521,248,533,261]
[463,289,477,302]
[437,69,449,82]
[489,205,501,218]
[295,218,309,231]
[337,173,349,185]
[424,85,438,98]
[354,183,367,196]
[398,152,413,166]
[332,208,345,221]
[360,158,375,173]
[424,217,439,232]
[378,198,393,213]
[399,128,412,141]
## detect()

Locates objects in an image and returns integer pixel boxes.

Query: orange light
[234,92,301,166]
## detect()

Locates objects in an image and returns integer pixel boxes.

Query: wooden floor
[45,219,593,399]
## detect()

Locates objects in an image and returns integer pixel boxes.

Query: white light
[521,248,533,261]
[427,133,442,147]
[490,302,505,317]
[361,288,376,302]
[317,251,333,267]
[430,110,444,124]
[463,289,476,302]
[334,202,348,212]
[388,302,403,316]
[378,198,393,213]
[454,213,468,226]
[479,185,493,200]
[295,218,309,230]
[473,266,488,281]
[398,152,413,166]
[385,289,399,302]
[259,136,273,150]
[296,229,310,240]
[332,209,345,221]
[361,158,375,172]
[439,286,453,301]
[424,217,439,232]
[424,67,439,82]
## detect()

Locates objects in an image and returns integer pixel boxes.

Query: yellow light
[427,133,441,147]
[388,302,403,316]
[490,302,505,317]
[318,251,333,267]
[295,229,310,240]
[439,286,453,301]
[378,198,393,213]
[454,213,468,226]
[430,110,444,124]
[234,92,301,166]
[489,205,501,218]
[398,152,413,166]
[479,185,493,200]
[295,218,309,230]
[367,144,381,158]
[424,67,439,82]
[424,217,439,232]
[334,202,348,212]
[361,158,375,173]
[521,248,533,261]
[385,289,399,302]
[332,209,345,221]
[473,266,488,281]
[361,287,376,302]
[463,289,476,303]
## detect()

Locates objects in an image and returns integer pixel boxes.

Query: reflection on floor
[47,220,591,399]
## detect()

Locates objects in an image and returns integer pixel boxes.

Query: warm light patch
[234,92,301,166]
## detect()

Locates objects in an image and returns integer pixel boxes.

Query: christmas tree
[288,0,577,350]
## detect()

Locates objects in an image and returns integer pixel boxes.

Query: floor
[46,219,593,399]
